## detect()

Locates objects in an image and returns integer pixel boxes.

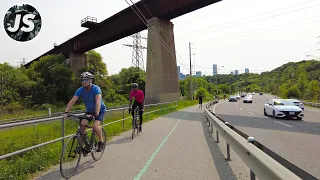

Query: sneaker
[97,141,104,152]
[138,126,142,132]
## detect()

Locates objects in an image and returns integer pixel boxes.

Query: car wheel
[264,108,267,116]
[273,110,277,119]
[297,117,302,120]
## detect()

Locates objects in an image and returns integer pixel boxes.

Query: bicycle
[132,107,140,139]
[60,113,107,179]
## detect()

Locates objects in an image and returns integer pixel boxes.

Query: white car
[286,99,304,111]
[252,92,256,95]
[243,95,253,103]
[236,94,241,100]
[264,99,304,120]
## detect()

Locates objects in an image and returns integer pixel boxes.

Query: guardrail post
[216,130,219,143]
[225,122,231,161]
[48,107,51,117]
[122,109,124,129]
[61,117,65,149]
[248,136,256,180]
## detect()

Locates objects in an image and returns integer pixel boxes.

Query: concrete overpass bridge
[24,0,222,104]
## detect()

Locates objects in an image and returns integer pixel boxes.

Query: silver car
[286,99,304,111]
[264,99,304,120]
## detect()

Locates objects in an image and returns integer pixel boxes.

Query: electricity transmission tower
[19,58,27,65]
[123,32,147,70]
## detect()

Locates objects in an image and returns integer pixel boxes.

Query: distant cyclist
[199,94,203,109]
[128,83,144,132]
[63,72,106,152]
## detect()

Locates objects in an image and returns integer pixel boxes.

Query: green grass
[0,100,198,180]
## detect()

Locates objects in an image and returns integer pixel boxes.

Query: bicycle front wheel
[60,135,82,179]
[91,128,107,161]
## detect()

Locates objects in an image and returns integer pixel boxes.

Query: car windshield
[274,100,294,106]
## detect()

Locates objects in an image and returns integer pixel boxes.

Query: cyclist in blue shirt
[64,72,106,152]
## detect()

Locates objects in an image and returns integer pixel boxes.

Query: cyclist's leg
[138,102,143,126]
[94,112,105,152]
[131,101,138,120]
[81,115,89,134]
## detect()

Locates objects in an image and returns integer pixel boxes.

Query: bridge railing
[81,16,98,24]
[0,101,178,160]
[205,100,307,180]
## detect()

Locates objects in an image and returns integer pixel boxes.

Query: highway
[33,105,250,180]
[213,94,320,179]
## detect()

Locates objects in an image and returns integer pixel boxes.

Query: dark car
[259,92,263,95]
[229,95,237,102]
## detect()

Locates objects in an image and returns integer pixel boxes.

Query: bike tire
[91,128,107,161]
[60,135,82,179]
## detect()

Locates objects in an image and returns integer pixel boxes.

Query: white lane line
[273,121,293,128]
[240,108,243,110]
[213,102,220,114]
[237,105,239,107]
[249,112,255,115]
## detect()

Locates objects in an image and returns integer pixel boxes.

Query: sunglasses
[81,79,89,82]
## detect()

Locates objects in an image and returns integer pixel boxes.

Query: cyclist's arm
[129,91,133,107]
[141,91,145,109]
[94,86,102,115]
[65,96,79,112]
[95,94,101,115]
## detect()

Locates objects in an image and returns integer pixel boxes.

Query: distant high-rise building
[230,71,234,75]
[213,64,217,76]
[177,66,181,79]
[245,68,249,73]
[235,70,239,75]
[196,71,202,77]
[180,73,186,80]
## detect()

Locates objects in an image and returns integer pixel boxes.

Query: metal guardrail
[0,104,129,126]
[301,101,320,108]
[204,100,302,180]
[0,101,177,160]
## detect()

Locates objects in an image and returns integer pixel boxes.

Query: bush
[286,86,302,99]
[6,102,23,113]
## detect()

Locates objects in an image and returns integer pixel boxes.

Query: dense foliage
[0,50,146,115]
[1,51,319,116]
[179,60,320,102]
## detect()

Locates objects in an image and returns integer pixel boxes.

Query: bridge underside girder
[25,0,221,68]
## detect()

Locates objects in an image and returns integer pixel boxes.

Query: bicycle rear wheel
[60,135,82,179]
[91,128,107,161]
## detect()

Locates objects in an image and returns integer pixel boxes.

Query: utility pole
[123,32,147,70]
[189,42,194,100]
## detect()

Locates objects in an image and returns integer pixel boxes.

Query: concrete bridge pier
[68,52,86,76]
[145,17,180,104]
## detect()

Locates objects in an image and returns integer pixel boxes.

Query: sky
[1,0,320,76]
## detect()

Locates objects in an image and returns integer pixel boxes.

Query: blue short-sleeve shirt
[75,84,106,113]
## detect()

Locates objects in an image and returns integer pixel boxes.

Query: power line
[190,2,320,37]
[125,0,190,72]
[195,18,320,44]
[139,0,191,70]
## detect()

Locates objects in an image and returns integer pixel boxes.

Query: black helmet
[80,72,93,79]
[131,83,138,88]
